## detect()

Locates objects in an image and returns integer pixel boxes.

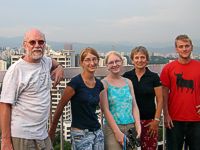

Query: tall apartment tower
[0,59,7,71]
[46,49,75,142]
[48,50,75,122]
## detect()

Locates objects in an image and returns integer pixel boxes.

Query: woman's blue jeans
[71,128,104,150]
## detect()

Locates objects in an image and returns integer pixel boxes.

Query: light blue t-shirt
[104,79,134,125]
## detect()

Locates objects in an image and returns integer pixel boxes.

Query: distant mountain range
[0,36,199,54]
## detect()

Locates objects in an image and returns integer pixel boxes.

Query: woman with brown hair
[123,46,163,150]
[49,47,104,150]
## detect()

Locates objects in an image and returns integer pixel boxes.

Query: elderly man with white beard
[0,28,64,150]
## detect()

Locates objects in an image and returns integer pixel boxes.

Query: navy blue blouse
[68,74,104,131]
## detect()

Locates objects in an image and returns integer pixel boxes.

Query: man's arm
[162,86,174,129]
[51,59,64,88]
[51,59,62,70]
[0,103,13,150]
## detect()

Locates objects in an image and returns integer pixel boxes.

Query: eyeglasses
[177,44,191,49]
[25,40,46,46]
[107,59,122,66]
[83,57,99,64]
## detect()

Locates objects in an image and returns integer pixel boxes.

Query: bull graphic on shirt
[174,72,194,93]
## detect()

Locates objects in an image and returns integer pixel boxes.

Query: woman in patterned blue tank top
[100,51,141,150]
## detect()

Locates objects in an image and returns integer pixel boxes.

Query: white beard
[27,49,44,60]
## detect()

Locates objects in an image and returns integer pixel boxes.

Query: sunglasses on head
[26,40,46,46]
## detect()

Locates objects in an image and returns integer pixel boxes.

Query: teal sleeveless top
[104,78,135,124]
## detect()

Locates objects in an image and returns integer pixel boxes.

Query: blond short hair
[175,34,193,48]
[105,51,123,64]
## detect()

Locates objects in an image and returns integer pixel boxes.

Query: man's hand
[51,65,64,88]
[164,113,174,129]
[196,105,200,115]
[1,137,13,150]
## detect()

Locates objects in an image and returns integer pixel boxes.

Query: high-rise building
[48,49,75,142]
[0,59,7,71]
[11,55,22,64]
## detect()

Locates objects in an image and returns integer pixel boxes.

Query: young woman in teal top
[100,51,141,150]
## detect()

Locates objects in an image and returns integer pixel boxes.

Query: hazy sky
[0,0,199,44]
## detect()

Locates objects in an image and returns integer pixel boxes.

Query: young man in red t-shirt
[160,34,200,150]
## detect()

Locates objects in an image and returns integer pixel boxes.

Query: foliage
[53,131,71,150]
[149,56,169,64]
[6,57,11,69]
[158,126,163,141]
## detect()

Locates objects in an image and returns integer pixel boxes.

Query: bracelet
[154,117,160,121]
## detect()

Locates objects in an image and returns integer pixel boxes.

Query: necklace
[83,78,96,88]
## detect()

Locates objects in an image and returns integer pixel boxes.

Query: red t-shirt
[160,60,200,121]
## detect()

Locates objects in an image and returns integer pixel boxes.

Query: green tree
[149,56,169,64]
[6,57,11,69]
[53,131,71,150]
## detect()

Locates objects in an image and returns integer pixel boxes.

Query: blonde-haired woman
[100,51,141,150]
[49,47,104,150]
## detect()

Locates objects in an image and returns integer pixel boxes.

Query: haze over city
[0,0,200,46]
[0,2,200,147]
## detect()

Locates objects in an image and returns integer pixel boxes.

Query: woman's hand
[48,125,57,142]
[145,120,159,137]
[114,130,125,146]
[135,121,141,138]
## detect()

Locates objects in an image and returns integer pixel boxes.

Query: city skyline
[0,0,200,45]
